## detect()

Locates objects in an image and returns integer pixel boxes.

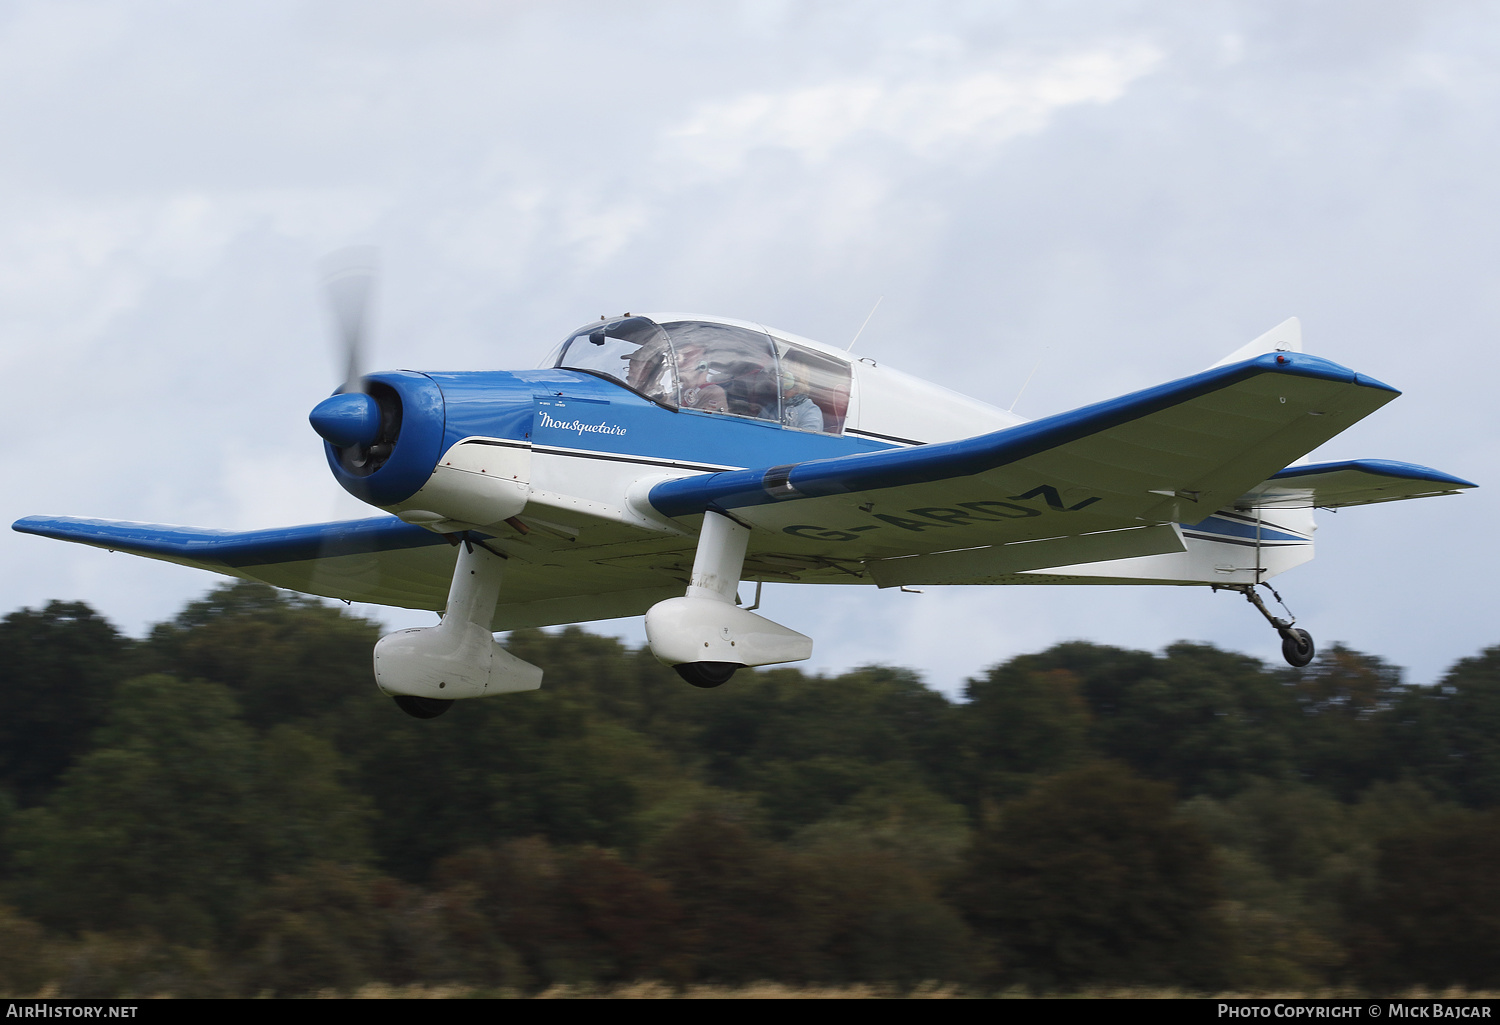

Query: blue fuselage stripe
[1180,515,1308,544]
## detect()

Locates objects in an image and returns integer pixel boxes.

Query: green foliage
[1285,645,1408,799]
[1185,780,1355,885]
[1181,781,1360,988]
[642,808,820,984]
[797,831,978,986]
[0,904,50,996]
[956,762,1232,991]
[254,725,374,872]
[9,674,263,944]
[503,627,692,742]
[8,673,372,946]
[346,688,681,880]
[1347,810,1500,991]
[0,602,133,806]
[143,582,382,734]
[1107,644,1301,797]
[428,837,687,989]
[238,863,393,996]
[791,779,972,880]
[1000,641,1303,798]
[961,662,1093,806]
[0,582,1497,994]
[1181,779,1460,990]
[646,664,958,839]
[1428,647,1500,807]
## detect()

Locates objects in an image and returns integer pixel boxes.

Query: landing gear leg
[374,536,543,715]
[644,511,813,684]
[1227,583,1315,668]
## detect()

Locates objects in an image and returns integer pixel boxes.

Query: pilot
[674,343,729,413]
[622,337,676,404]
[779,354,825,431]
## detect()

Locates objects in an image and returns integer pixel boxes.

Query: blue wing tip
[13,515,77,538]
[11,514,453,565]
[1241,351,1400,394]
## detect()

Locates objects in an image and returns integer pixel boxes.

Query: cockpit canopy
[549,315,852,434]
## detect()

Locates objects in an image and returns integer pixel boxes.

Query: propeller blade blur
[321,245,379,393]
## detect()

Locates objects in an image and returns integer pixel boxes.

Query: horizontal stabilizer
[1239,459,1477,509]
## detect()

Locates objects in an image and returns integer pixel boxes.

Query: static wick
[847,295,884,351]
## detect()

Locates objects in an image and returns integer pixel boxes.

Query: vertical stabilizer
[1206,317,1302,370]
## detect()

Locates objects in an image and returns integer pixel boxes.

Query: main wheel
[674,662,740,689]
[394,695,454,719]
[1280,628,1315,668]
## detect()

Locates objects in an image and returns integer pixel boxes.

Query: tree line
[0,581,1495,996]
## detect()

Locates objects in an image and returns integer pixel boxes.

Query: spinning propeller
[323,245,377,394]
[308,247,398,470]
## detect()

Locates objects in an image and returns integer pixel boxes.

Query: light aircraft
[13,258,1476,718]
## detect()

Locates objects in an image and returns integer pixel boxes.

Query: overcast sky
[2,0,1495,695]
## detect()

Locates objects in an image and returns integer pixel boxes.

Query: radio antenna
[1009,346,1049,413]
[847,295,884,351]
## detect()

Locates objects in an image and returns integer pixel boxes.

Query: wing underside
[10,515,689,630]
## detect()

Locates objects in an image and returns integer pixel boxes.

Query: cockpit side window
[658,321,781,423]
[776,341,851,434]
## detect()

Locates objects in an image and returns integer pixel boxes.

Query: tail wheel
[394,695,454,719]
[1281,628,1316,668]
[674,662,740,689]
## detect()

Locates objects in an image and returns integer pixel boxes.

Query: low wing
[11,515,684,630]
[12,516,460,608]
[1238,459,1477,509]
[649,352,1406,565]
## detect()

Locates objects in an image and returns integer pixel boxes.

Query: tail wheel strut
[1224,583,1316,668]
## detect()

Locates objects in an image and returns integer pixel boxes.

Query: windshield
[555,316,678,405]
[553,316,849,433]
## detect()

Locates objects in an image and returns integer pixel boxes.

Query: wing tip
[1232,351,1399,394]
[13,515,90,540]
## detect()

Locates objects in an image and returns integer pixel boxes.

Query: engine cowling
[310,371,447,508]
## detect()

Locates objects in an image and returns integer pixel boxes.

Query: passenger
[779,354,826,432]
